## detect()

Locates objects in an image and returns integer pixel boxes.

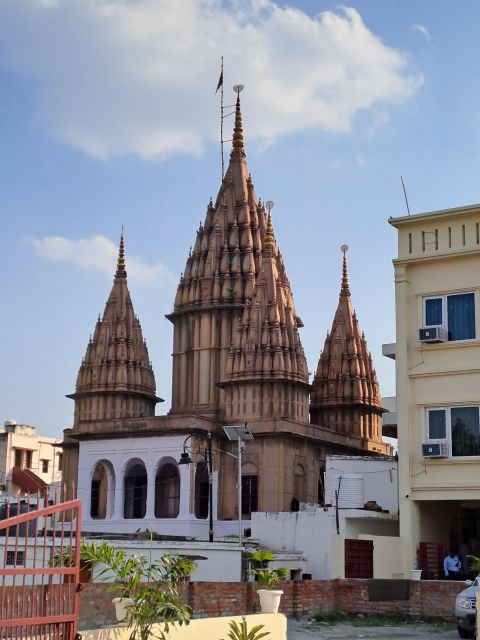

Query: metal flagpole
[220,56,224,181]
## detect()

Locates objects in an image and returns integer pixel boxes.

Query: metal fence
[0,493,82,640]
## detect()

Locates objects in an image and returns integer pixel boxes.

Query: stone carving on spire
[222,209,309,422]
[310,247,384,447]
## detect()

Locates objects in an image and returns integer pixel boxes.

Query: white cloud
[363,109,390,140]
[412,24,432,42]
[0,1,423,159]
[31,235,176,288]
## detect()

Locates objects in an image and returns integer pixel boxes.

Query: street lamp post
[178,432,214,543]
[223,424,254,547]
[178,427,253,546]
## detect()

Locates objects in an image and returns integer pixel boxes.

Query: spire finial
[264,212,275,252]
[232,84,244,150]
[340,244,350,296]
[116,227,127,279]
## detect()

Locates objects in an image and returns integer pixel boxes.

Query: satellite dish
[233,84,244,94]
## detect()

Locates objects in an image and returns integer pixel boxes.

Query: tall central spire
[168,87,307,418]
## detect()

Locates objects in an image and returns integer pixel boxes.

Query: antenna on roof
[401,176,411,216]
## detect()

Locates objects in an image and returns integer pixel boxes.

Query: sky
[2,0,480,439]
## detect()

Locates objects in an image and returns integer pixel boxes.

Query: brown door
[345,538,373,578]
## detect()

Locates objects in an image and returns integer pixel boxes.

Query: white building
[0,419,62,496]
[77,433,249,539]
[324,454,398,514]
[252,455,401,579]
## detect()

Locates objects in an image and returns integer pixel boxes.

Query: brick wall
[77,579,466,630]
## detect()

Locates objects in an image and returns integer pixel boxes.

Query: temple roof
[311,250,382,409]
[172,92,302,330]
[73,232,158,401]
[224,214,308,384]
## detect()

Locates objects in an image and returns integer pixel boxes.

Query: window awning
[11,466,48,495]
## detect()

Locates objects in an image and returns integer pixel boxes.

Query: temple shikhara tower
[310,247,384,449]
[68,232,160,426]
[62,90,389,537]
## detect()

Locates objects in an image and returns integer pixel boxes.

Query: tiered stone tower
[168,93,307,420]
[310,248,384,445]
[68,232,160,426]
[222,213,309,421]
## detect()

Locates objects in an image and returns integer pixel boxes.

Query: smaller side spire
[340,244,350,296]
[116,228,127,279]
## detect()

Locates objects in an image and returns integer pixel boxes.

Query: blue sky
[1,0,480,438]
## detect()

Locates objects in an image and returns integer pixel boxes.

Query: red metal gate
[345,538,374,578]
[0,495,82,640]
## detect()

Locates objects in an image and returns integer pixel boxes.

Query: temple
[62,90,389,537]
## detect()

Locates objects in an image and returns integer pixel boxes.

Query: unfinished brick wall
[77,579,466,630]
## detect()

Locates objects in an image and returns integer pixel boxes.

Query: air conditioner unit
[422,442,449,458]
[419,327,448,343]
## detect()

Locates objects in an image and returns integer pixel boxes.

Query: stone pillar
[146,468,156,520]
[113,463,123,520]
[178,464,191,518]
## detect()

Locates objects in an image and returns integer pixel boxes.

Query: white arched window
[90,460,115,519]
[124,458,147,519]
[155,460,180,518]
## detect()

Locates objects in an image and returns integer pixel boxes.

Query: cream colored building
[390,203,480,571]
[0,419,62,496]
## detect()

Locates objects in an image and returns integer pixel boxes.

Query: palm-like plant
[246,550,288,589]
[255,567,289,588]
[80,541,196,640]
[221,618,270,640]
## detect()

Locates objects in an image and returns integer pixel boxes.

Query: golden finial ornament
[232,84,244,150]
[340,244,350,296]
[264,213,275,252]
[116,227,127,278]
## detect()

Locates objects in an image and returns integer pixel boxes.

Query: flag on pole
[215,68,223,94]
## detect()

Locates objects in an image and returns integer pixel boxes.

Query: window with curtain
[424,292,475,341]
[426,406,480,457]
[451,407,480,457]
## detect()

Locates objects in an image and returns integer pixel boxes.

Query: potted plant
[246,550,288,614]
[220,618,270,640]
[51,541,95,583]
[410,550,422,581]
[80,541,141,623]
[80,540,195,637]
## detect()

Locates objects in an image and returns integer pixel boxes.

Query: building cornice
[389,202,480,227]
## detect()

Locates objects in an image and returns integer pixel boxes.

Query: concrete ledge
[80,613,287,640]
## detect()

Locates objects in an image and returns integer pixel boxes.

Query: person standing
[444,550,463,580]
